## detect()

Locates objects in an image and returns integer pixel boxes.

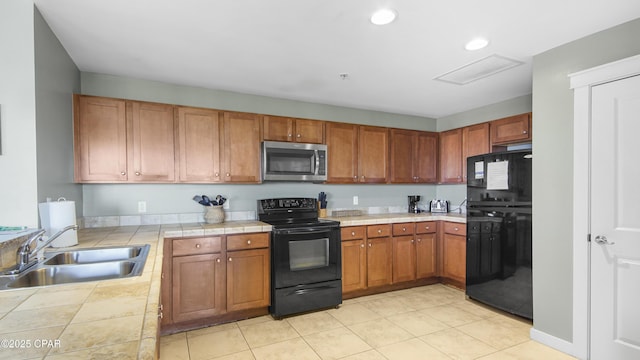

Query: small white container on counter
[38,198,78,247]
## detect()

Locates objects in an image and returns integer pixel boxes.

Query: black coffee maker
[408,195,421,213]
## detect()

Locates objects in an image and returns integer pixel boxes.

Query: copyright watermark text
[0,338,61,349]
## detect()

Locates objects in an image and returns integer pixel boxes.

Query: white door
[590,74,640,359]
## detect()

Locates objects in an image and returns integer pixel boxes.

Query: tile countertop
[0,215,464,359]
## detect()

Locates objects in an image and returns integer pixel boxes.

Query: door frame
[569,54,640,359]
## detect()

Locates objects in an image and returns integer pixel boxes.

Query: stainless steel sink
[43,245,146,265]
[7,261,140,288]
[0,244,150,289]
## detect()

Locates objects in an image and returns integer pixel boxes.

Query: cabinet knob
[454,227,459,231]
[297,134,301,138]
[120,171,126,176]
[247,240,251,245]
[368,243,372,247]
[360,243,365,248]
[216,258,221,263]
[159,312,163,319]
[226,173,230,177]
[402,227,406,232]
[288,134,292,137]
[135,172,141,176]
[523,130,528,134]
[377,229,382,234]
[351,231,356,236]
[228,257,232,262]
[195,244,201,248]
[215,173,219,177]
[417,238,422,243]
[411,239,415,243]
[361,175,365,180]
[425,226,430,230]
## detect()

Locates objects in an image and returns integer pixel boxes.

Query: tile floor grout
[160,284,575,360]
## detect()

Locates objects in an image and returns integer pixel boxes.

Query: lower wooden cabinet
[415,221,437,279]
[366,225,393,287]
[392,235,417,283]
[441,222,467,285]
[161,233,270,332]
[341,238,367,293]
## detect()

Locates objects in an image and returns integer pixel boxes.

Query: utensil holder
[205,206,225,224]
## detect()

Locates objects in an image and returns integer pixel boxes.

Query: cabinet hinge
[587,233,591,242]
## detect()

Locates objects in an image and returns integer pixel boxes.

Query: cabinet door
[416,233,437,279]
[74,95,128,182]
[389,129,415,183]
[172,253,225,323]
[342,239,367,293]
[490,113,531,145]
[367,237,393,287]
[326,122,359,183]
[129,101,176,182]
[392,235,416,283]
[227,248,270,312]
[222,112,261,183]
[415,131,438,183]
[294,119,324,144]
[358,126,388,183]
[263,115,294,142]
[442,233,466,284]
[439,128,463,183]
[462,123,490,183]
[177,107,222,182]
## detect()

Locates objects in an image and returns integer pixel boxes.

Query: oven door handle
[273,227,335,235]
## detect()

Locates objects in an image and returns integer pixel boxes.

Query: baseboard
[530,328,581,359]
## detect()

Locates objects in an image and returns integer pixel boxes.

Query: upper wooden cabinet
[74,95,127,182]
[176,107,222,183]
[439,128,463,184]
[263,116,324,144]
[390,129,438,183]
[325,122,388,183]
[74,95,175,183]
[221,112,262,183]
[490,113,531,146]
[462,123,490,183]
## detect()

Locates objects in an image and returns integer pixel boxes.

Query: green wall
[532,17,640,343]
[34,7,82,217]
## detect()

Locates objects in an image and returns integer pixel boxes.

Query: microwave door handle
[314,150,320,175]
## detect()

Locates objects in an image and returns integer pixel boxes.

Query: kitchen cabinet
[74,95,127,182]
[326,123,388,183]
[392,223,416,283]
[170,237,225,323]
[263,115,324,144]
[221,111,262,183]
[462,123,490,183]
[74,95,176,182]
[415,221,437,279]
[161,232,270,331]
[389,129,438,183]
[439,128,463,183]
[226,233,270,312]
[366,224,393,287]
[441,222,467,285]
[490,112,531,146]
[341,227,367,293]
[176,106,222,182]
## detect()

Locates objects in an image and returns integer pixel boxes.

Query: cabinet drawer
[416,221,437,234]
[341,226,365,241]
[227,233,269,251]
[367,224,391,238]
[443,222,466,235]
[392,223,415,236]
[172,237,222,256]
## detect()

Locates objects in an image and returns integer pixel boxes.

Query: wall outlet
[353,196,358,205]
[223,198,230,210]
[138,201,147,213]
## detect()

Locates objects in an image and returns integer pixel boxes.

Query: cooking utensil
[193,195,203,204]
[200,195,212,206]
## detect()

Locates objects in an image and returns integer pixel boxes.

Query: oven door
[272,225,341,289]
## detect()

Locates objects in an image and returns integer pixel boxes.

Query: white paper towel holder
[39,197,78,248]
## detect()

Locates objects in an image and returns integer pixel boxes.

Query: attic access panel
[435,54,524,85]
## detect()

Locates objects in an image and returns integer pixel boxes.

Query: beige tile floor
[160,284,575,360]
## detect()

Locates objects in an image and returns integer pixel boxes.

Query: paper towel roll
[38,199,78,248]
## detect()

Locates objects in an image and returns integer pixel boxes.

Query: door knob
[594,235,615,245]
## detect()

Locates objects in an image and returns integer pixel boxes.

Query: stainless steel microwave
[262,141,327,182]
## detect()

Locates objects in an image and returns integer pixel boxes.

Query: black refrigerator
[466,150,532,320]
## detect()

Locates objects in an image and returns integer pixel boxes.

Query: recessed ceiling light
[370,9,397,25]
[465,38,489,51]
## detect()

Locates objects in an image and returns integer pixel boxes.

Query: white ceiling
[34,0,640,119]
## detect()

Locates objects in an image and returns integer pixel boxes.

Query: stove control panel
[258,198,317,211]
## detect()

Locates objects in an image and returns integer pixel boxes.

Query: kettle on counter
[429,199,449,213]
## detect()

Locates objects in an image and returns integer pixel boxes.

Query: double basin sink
[0,245,150,289]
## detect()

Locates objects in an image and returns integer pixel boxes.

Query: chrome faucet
[13,225,79,274]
